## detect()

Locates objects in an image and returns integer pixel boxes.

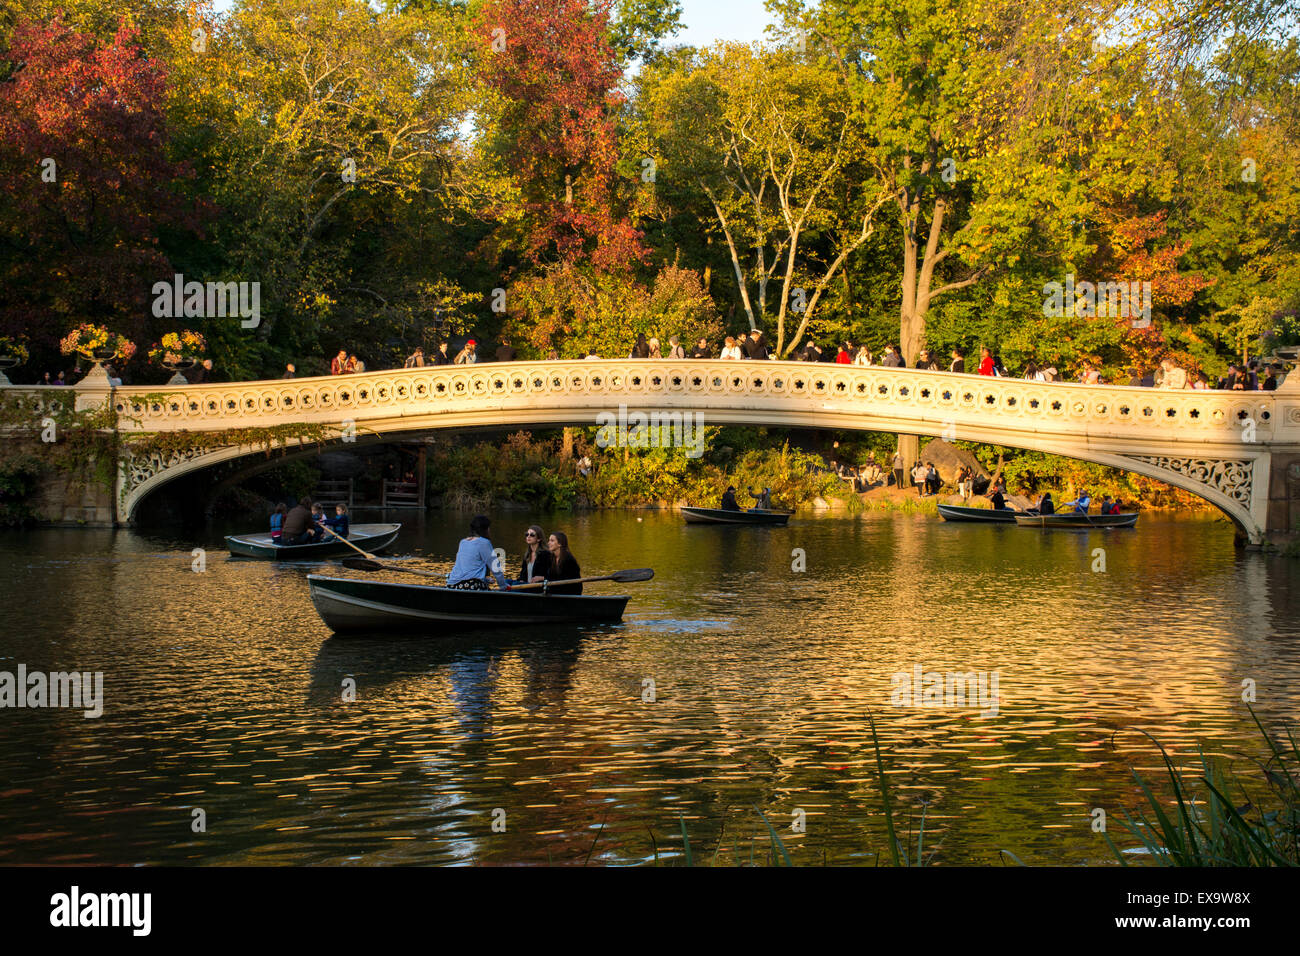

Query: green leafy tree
[639,43,888,355]
[502,263,721,358]
[160,0,478,376]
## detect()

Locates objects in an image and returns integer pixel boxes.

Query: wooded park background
[0,0,1297,384]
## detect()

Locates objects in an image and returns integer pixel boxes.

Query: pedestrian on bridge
[454,340,478,364]
[404,347,426,368]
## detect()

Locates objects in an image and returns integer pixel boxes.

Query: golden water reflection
[0,511,1296,865]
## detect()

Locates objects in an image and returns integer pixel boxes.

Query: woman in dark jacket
[544,531,582,594]
[517,524,553,584]
[630,333,650,359]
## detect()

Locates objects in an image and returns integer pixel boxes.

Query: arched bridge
[6,360,1300,544]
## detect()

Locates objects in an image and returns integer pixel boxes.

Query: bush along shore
[423,428,1218,517]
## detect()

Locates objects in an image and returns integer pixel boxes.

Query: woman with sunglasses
[515,525,553,585]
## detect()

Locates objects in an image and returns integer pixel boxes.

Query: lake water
[1,509,1297,865]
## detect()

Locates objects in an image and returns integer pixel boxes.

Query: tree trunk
[897,434,919,480]
[562,427,574,460]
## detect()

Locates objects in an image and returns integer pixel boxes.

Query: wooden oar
[341,558,653,590]
[341,557,445,579]
[506,568,654,591]
[319,525,377,561]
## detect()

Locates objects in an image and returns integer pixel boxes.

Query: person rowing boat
[447,515,509,590]
[719,486,740,511]
[1063,489,1092,513]
[280,496,323,545]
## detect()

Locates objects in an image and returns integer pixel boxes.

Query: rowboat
[937,503,1019,523]
[682,506,793,525]
[307,574,631,634]
[1014,512,1138,529]
[225,523,401,560]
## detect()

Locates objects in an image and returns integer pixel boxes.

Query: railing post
[73,364,114,413]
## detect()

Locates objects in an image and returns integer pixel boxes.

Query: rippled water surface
[1,510,1297,865]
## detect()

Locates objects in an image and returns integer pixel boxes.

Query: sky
[675,0,776,48]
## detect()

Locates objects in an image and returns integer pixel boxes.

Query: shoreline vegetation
[421,428,1219,519]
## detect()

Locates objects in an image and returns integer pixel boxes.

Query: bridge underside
[118,404,1281,545]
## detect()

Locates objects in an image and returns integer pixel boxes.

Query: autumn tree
[0,16,202,363]
[475,0,645,272]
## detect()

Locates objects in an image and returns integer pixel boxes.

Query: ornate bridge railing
[101,360,1286,441]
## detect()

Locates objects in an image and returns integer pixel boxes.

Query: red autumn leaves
[476,0,645,272]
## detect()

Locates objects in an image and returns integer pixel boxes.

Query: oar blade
[342,557,387,572]
[610,568,654,583]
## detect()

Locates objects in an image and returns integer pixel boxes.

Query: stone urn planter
[162,357,196,386]
[0,355,19,386]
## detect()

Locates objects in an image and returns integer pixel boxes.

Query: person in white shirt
[720,336,743,360]
[1158,358,1188,389]
[853,346,873,366]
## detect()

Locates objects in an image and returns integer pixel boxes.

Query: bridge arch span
[0,359,1285,539]
[102,357,1294,543]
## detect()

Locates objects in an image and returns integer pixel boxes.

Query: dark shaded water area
[1,509,1297,865]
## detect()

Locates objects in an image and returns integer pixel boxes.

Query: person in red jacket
[835,343,851,364]
[978,347,995,376]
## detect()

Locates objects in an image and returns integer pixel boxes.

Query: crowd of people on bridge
[28,328,1289,392]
